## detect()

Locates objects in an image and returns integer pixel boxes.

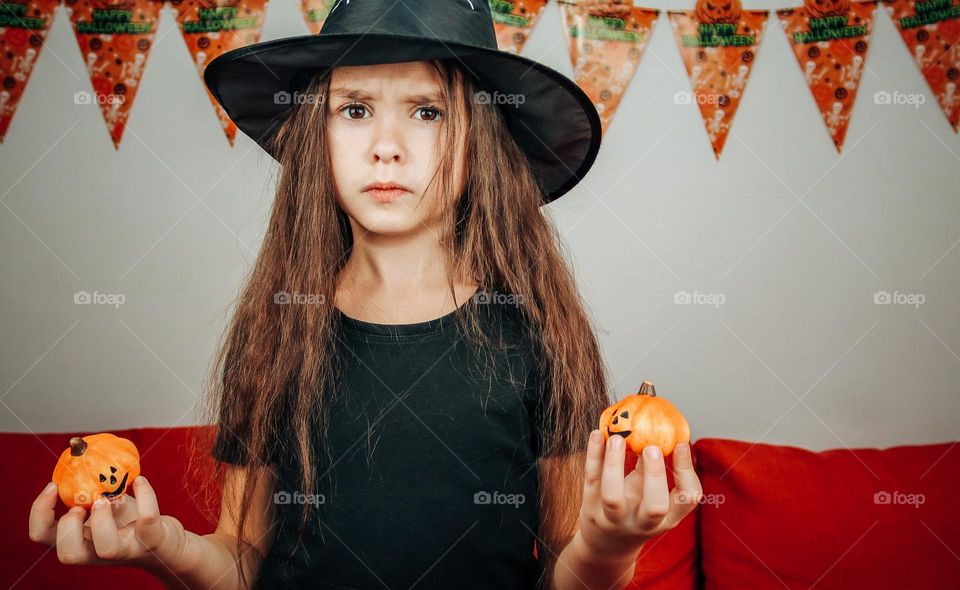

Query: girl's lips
[367,188,408,202]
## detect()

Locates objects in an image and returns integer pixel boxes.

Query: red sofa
[9,427,959,589]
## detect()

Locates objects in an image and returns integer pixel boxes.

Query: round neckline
[336,287,483,337]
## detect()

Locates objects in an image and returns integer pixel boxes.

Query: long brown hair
[188,58,612,590]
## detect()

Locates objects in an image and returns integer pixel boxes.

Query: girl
[29,2,702,589]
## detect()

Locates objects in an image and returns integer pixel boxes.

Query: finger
[56,507,100,565]
[111,493,139,528]
[670,442,703,504]
[133,476,165,553]
[90,497,124,560]
[637,446,670,527]
[581,430,605,509]
[29,482,59,546]
[599,435,627,521]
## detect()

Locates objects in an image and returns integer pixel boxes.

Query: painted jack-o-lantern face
[804,0,850,19]
[52,433,141,509]
[695,0,742,24]
[599,381,691,456]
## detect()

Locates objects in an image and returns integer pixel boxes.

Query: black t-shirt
[211,291,571,589]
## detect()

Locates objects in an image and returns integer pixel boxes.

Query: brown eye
[340,103,369,120]
[415,106,442,122]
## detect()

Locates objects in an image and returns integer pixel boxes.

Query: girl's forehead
[329,61,444,87]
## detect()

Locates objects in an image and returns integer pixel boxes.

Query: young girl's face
[326,61,451,237]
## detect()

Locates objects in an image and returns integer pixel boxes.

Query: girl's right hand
[29,475,191,572]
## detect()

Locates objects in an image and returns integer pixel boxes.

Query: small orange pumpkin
[599,381,691,456]
[695,0,742,24]
[52,433,140,509]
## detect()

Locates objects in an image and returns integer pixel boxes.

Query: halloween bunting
[778,0,878,152]
[300,0,335,34]
[669,0,769,158]
[882,0,960,132]
[560,0,660,135]
[0,0,60,143]
[490,0,549,54]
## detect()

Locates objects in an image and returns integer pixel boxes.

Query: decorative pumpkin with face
[804,0,851,19]
[695,0,742,24]
[599,381,691,456]
[52,433,141,509]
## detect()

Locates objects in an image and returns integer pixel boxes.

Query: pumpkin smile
[101,472,129,498]
[607,427,632,439]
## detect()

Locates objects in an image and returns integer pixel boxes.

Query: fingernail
[69,506,84,514]
[676,442,690,455]
[611,436,624,450]
[44,482,56,494]
[94,497,107,508]
[589,430,601,445]
[644,445,662,460]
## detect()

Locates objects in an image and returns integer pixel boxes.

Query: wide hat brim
[203,32,602,205]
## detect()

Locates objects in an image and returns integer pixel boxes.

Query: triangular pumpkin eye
[620,411,629,418]
[110,466,117,473]
[99,474,107,482]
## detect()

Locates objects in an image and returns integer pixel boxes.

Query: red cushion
[9,427,220,590]
[695,438,960,589]
[622,448,700,590]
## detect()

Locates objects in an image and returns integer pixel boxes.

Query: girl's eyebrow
[329,87,444,105]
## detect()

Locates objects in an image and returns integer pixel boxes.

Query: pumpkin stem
[639,381,657,397]
[69,437,88,457]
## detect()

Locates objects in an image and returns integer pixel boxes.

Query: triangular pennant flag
[778,1,878,152]
[490,0,549,54]
[66,0,164,149]
[882,0,960,132]
[172,0,269,147]
[301,0,335,34]
[669,0,768,159]
[0,0,60,143]
[560,0,660,135]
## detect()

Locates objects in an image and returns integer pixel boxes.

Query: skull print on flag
[669,0,769,159]
[0,0,60,143]
[778,0,878,152]
[560,0,660,135]
[172,0,268,147]
[66,0,163,149]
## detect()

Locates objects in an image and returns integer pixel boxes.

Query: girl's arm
[144,464,277,590]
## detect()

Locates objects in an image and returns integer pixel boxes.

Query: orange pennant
[882,0,960,132]
[778,1,878,152]
[66,0,164,149]
[172,0,269,147]
[560,0,660,135]
[0,0,60,143]
[669,0,768,159]
[301,0,335,34]
[491,0,549,54]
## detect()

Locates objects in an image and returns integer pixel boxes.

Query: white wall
[1,1,957,451]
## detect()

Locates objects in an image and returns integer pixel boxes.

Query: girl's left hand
[577,429,703,562]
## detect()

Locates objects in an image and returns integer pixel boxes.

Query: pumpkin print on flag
[0,0,60,143]
[778,0,878,152]
[65,0,164,149]
[560,0,660,135]
[490,0,549,54]
[669,0,769,158]
[171,0,268,147]
[882,0,960,132]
